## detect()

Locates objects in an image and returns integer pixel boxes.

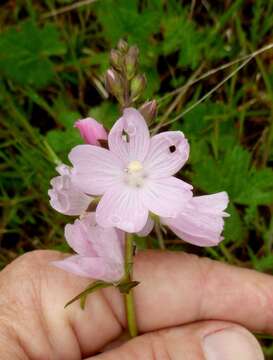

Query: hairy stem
[124,233,138,337]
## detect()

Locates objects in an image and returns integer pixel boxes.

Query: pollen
[127,160,143,173]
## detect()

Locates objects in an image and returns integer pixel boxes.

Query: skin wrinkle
[251,279,273,334]
[197,256,219,322]
[149,331,173,360]
[0,322,29,360]
[4,260,56,359]
[101,289,125,332]
[67,317,84,359]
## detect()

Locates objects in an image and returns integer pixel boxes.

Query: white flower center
[127,160,143,173]
[124,160,146,187]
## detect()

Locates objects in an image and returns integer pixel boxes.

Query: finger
[90,321,264,360]
[106,250,273,334]
[1,250,273,359]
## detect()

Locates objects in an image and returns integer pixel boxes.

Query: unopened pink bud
[75,118,108,146]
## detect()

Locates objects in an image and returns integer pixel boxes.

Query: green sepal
[64,280,113,309]
[117,280,140,294]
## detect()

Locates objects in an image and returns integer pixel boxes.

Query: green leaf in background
[0,20,66,88]
[95,0,162,54]
[162,12,204,69]
[89,102,119,130]
[192,145,273,206]
[223,202,245,243]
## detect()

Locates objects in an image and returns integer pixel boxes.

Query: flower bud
[139,100,157,123]
[130,74,147,102]
[110,49,123,71]
[105,69,124,103]
[117,39,129,53]
[74,118,108,146]
[125,45,139,80]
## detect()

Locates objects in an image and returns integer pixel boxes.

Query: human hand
[0,250,269,359]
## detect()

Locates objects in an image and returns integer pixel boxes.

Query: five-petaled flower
[69,108,193,233]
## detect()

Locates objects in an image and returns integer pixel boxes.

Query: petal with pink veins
[108,108,150,163]
[144,131,189,178]
[96,185,148,233]
[142,176,193,218]
[69,144,123,195]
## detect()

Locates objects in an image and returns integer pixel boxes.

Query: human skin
[0,250,270,359]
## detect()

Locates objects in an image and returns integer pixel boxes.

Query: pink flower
[162,192,229,247]
[75,118,108,146]
[69,108,193,232]
[48,164,92,216]
[52,213,124,282]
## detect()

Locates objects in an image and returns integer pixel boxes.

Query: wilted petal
[48,168,92,216]
[142,176,193,218]
[75,117,108,146]
[137,217,154,237]
[96,185,148,232]
[87,219,125,263]
[144,131,189,178]
[65,213,124,263]
[108,108,150,163]
[64,217,97,257]
[162,192,229,247]
[52,255,124,282]
[69,145,123,195]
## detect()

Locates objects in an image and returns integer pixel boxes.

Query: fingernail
[203,327,264,360]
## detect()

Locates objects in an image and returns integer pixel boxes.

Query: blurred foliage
[0,0,273,354]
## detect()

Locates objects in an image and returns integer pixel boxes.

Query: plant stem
[124,233,138,337]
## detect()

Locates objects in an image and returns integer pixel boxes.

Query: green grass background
[0,0,273,356]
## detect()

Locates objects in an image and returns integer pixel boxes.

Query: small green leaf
[65,280,112,309]
[117,280,140,294]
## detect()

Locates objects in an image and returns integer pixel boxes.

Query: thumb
[91,321,264,360]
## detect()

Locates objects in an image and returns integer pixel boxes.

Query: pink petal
[69,145,123,195]
[87,221,125,263]
[162,192,229,247]
[144,131,189,178]
[48,173,92,216]
[56,164,70,176]
[137,217,154,237]
[192,192,229,215]
[165,229,221,247]
[96,184,148,232]
[142,176,193,218]
[75,118,108,146]
[52,255,124,282]
[108,108,150,163]
[64,216,97,257]
[65,213,124,264]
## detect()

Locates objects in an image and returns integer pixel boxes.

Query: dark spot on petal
[122,129,129,142]
[169,145,176,153]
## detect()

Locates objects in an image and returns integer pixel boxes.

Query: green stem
[124,233,138,337]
